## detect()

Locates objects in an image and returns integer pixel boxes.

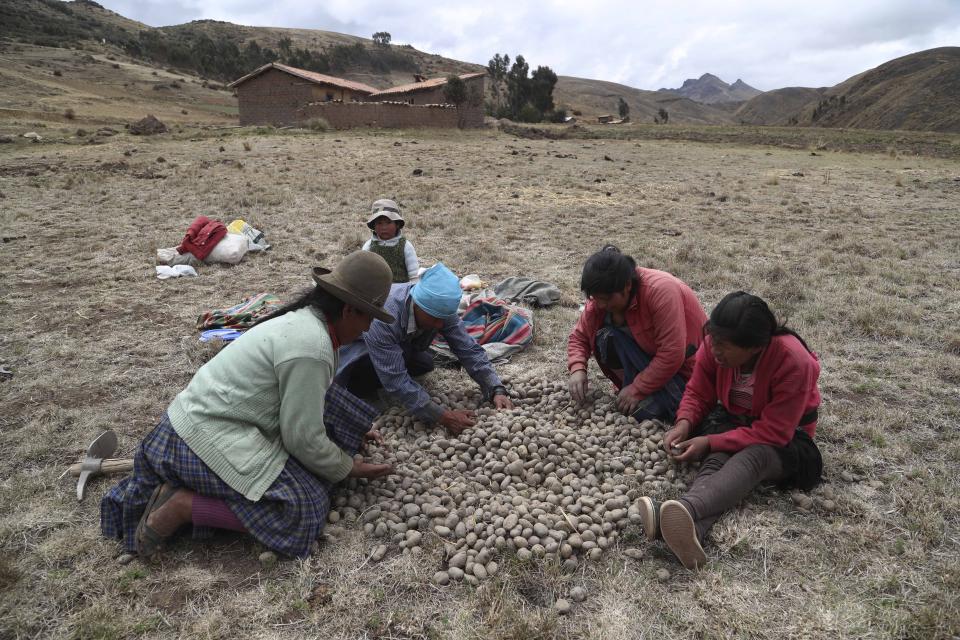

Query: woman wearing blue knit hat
[337,263,514,433]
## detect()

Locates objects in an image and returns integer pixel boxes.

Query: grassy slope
[2,0,482,92]
[799,47,960,132]
[734,87,826,125]
[0,43,238,127]
[151,19,484,90]
[736,48,960,132]
[0,125,958,640]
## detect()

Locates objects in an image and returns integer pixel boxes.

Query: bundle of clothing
[197,293,282,342]
[431,293,534,364]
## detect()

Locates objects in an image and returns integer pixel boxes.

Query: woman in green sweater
[102,251,395,560]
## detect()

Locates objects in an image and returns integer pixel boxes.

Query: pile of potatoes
[331,375,692,584]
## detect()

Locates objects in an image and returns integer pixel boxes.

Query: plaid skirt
[101,384,376,558]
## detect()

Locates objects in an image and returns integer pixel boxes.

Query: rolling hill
[798,47,960,132]
[734,47,960,132]
[733,87,825,125]
[0,0,482,90]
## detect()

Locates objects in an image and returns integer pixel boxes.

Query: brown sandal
[135,484,178,561]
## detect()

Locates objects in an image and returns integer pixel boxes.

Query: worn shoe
[135,484,179,562]
[637,496,658,542]
[659,500,707,570]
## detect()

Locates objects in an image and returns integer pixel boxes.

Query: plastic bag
[205,233,249,265]
[460,274,485,290]
[227,219,270,252]
[156,247,179,265]
[156,265,198,280]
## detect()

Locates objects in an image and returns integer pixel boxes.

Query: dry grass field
[1,124,959,639]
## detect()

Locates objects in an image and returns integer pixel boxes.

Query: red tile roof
[369,72,486,97]
[228,63,378,94]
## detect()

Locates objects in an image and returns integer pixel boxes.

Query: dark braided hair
[706,291,811,352]
[580,245,639,297]
[252,286,346,327]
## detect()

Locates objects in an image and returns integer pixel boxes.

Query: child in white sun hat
[361,198,420,283]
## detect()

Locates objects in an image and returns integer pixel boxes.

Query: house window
[326,92,335,101]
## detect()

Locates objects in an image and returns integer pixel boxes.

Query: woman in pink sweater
[637,291,822,569]
[567,246,707,422]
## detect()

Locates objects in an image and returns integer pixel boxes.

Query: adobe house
[229,62,378,125]
[367,72,486,105]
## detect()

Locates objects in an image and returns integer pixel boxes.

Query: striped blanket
[197,293,282,330]
[432,296,533,364]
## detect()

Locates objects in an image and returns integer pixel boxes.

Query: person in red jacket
[567,245,707,422]
[636,291,823,570]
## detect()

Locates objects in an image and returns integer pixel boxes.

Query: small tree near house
[444,75,481,128]
[487,53,510,116]
[618,97,629,119]
[655,107,669,124]
[443,75,467,107]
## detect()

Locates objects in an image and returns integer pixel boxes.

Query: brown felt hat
[312,251,395,323]
[366,198,405,228]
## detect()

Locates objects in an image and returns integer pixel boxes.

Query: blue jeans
[595,324,686,422]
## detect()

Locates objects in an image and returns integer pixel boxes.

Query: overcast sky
[98,0,960,91]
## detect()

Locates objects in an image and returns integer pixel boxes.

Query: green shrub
[307,117,331,132]
[518,104,542,123]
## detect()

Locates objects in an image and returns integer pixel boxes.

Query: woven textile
[431,297,533,364]
[196,293,282,330]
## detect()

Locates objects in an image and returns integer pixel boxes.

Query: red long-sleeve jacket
[677,334,821,452]
[178,215,227,261]
[567,267,707,398]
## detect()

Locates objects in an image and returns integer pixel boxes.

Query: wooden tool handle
[68,458,134,477]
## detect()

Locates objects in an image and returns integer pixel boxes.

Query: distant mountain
[554,76,736,125]
[732,47,960,132]
[658,73,762,104]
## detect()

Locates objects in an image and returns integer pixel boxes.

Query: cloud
[97,0,960,90]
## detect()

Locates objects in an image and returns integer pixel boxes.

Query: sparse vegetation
[1,126,957,640]
[306,117,331,131]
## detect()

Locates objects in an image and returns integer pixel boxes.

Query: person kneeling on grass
[567,245,708,422]
[637,291,823,570]
[336,262,513,435]
[101,251,395,561]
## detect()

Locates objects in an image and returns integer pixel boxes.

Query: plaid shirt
[337,283,502,422]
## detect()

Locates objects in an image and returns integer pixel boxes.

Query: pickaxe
[67,430,133,501]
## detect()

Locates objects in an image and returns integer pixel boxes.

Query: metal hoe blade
[76,430,118,501]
